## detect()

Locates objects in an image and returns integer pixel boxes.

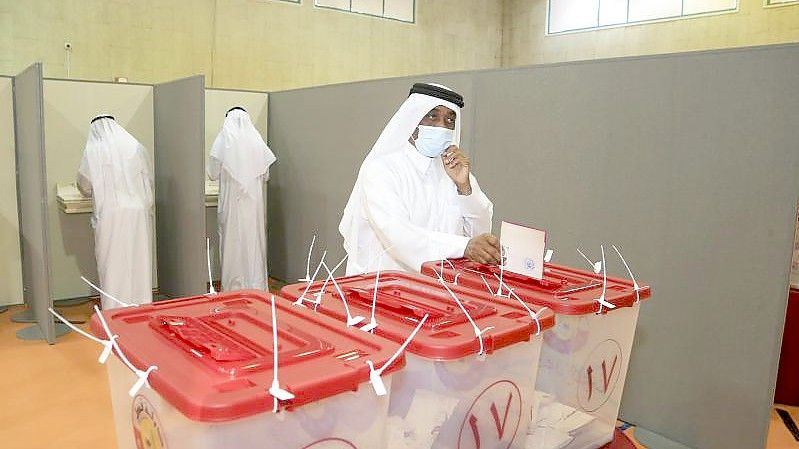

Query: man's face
[419,105,456,130]
[412,105,456,141]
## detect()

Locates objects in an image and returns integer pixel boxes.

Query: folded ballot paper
[526,391,596,449]
[500,221,547,280]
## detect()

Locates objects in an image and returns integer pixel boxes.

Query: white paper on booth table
[500,221,546,280]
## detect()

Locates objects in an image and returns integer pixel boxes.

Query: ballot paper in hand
[500,221,546,280]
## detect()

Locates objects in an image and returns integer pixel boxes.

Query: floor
[0,302,797,449]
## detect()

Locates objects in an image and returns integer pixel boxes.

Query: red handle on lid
[150,313,336,374]
[153,315,256,362]
[339,285,496,329]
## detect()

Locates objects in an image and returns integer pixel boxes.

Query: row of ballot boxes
[91,259,650,449]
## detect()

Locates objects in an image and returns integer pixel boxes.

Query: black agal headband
[90,115,115,124]
[226,106,247,116]
[408,83,464,109]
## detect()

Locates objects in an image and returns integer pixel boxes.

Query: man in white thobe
[339,83,500,275]
[78,115,154,309]
[208,107,276,291]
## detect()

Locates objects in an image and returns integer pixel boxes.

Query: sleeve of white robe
[207,134,223,181]
[361,162,491,272]
[77,151,93,198]
[458,173,493,237]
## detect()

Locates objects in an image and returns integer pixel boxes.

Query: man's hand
[442,145,471,194]
[464,233,501,265]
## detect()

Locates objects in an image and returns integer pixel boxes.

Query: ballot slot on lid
[320,278,497,329]
[149,313,335,375]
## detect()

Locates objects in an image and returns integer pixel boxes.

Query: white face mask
[413,125,454,158]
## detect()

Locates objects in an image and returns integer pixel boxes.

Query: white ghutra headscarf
[209,108,276,198]
[78,115,153,222]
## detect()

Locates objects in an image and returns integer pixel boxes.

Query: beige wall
[43,80,155,300]
[0,77,23,306]
[503,0,799,66]
[0,0,504,91]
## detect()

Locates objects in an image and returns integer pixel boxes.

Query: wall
[503,0,799,66]
[42,79,155,300]
[204,89,269,281]
[266,44,799,449]
[0,0,503,91]
[0,76,23,306]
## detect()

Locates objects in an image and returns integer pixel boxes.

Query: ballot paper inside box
[420,259,651,449]
[90,291,403,449]
[280,271,556,449]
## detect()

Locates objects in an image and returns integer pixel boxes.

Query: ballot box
[90,291,403,449]
[281,271,555,449]
[421,259,651,449]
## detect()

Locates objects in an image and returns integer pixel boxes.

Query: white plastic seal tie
[497,247,507,297]
[361,251,387,333]
[506,289,548,335]
[544,249,554,263]
[481,274,497,296]
[312,253,349,306]
[269,294,295,412]
[612,244,641,303]
[321,261,364,327]
[48,307,118,363]
[293,250,327,306]
[206,237,217,295]
[93,305,157,396]
[438,277,494,356]
[595,245,616,313]
[577,248,603,274]
[299,234,317,282]
[129,366,158,397]
[81,276,137,308]
[366,313,429,396]
[435,258,458,283]
[492,273,513,299]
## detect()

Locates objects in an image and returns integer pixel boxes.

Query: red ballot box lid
[280,271,554,361]
[90,290,403,422]
[420,259,651,315]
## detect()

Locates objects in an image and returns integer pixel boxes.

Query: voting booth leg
[53,297,93,307]
[10,308,36,323]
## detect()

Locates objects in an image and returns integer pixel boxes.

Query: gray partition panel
[470,46,799,449]
[13,63,55,343]
[267,75,475,281]
[267,45,799,449]
[154,76,206,297]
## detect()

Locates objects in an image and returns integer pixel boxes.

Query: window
[547,0,737,34]
[766,0,799,5]
[315,0,415,23]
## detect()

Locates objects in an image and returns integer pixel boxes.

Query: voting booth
[152,78,270,298]
[91,290,402,449]
[0,75,23,308]
[45,78,157,301]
